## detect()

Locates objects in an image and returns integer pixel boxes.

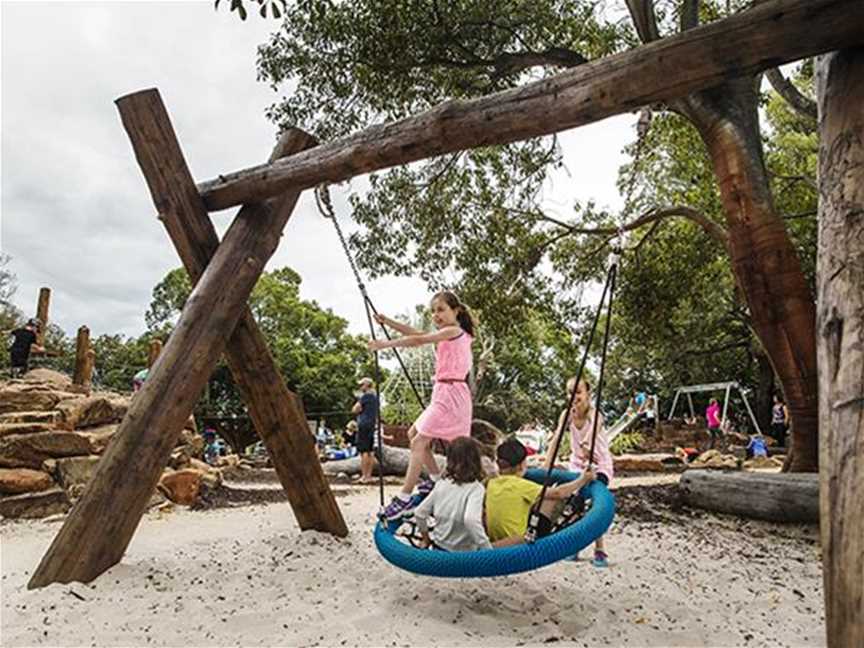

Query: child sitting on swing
[368,291,476,520]
[485,438,595,548]
[413,437,491,551]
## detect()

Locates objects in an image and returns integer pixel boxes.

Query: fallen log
[322,446,445,477]
[197,0,864,211]
[679,470,819,523]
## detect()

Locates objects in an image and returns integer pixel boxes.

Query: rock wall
[0,370,209,519]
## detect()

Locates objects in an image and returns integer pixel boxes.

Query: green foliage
[145,265,375,427]
[610,430,644,455]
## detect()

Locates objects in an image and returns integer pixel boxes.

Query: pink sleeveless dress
[568,409,614,480]
[415,332,473,441]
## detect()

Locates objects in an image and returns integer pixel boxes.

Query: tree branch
[559,205,729,249]
[765,67,817,120]
[625,0,661,43]
[490,47,588,81]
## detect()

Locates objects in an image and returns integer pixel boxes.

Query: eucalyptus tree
[249,0,822,469]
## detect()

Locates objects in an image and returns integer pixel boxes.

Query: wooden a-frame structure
[28,2,862,644]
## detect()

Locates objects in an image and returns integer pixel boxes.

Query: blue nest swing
[374,467,615,578]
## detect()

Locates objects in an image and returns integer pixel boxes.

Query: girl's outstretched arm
[373,314,423,337]
[368,325,462,351]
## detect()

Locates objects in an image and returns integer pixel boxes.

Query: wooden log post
[679,470,820,523]
[72,326,91,387]
[27,90,336,589]
[113,89,347,540]
[35,287,50,347]
[82,349,96,393]
[195,0,864,211]
[147,338,162,368]
[815,47,864,648]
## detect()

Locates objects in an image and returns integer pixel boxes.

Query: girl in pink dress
[545,377,612,567]
[369,291,475,520]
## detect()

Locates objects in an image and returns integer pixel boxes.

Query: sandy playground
[1,475,824,647]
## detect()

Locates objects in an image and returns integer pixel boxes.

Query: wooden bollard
[72,326,91,386]
[147,338,163,368]
[35,287,51,347]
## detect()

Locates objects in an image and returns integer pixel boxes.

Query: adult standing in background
[6,318,44,378]
[770,394,789,448]
[352,377,380,484]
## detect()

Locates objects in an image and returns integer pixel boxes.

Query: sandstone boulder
[689,449,740,470]
[158,469,203,505]
[0,410,59,425]
[49,455,103,492]
[0,383,72,414]
[76,424,118,454]
[0,431,93,469]
[55,395,129,430]
[22,368,73,390]
[0,488,70,519]
[0,422,55,438]
[0,467,55,494]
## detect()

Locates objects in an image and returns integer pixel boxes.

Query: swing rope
[315,184,429,506]
[525,243,621,543]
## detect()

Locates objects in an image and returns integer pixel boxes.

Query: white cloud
[1,1,634,340]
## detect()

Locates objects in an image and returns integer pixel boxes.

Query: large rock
[0,467,56,494]
[76,424,118,454]
[55,395,129,430]
[0,410,60,425]
[0,383,73,414]
[689,449,740,470]
[0,422,55,438]
[0,488,70,519]
[158,469,203,505]
[22,368,73,390]
[0,431,93,469]
[48,455,103,492]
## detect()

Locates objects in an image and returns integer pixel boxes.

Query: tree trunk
[815,47,864,648]
[680,469,819,523]
[675,77,819,472]
[753,348,775,434]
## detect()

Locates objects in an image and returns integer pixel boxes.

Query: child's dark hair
[496,437,527,471]
[432,290,476,337]
[445,437,485,484]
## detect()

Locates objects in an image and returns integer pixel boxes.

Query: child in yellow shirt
[486,438,594,547]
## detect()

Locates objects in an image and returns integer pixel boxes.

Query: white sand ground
[1,478,824,647]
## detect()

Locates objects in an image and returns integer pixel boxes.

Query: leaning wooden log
[27,91,322,589]
[679,470,819,523]
[322,446,445,477]
[72,326,90,387]
[35,287,50,347]
[197,0,863,211]
[115,90,346,538]
[815,48,864,648]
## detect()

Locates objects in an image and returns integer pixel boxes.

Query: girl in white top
[413,437,492,552]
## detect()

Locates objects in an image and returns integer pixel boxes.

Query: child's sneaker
[565,552,580,562]
[416,478,436,497]
[382,495,415,521]
[592,550,609,568]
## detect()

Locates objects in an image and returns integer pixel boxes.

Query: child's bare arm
[544,468,595,500]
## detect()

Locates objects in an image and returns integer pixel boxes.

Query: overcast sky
[1,1,634,340]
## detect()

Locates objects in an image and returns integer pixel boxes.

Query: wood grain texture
[816,47,864,648]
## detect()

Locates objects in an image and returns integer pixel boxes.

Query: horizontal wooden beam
[197,0,863,211]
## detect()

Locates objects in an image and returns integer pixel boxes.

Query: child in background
[486,438,595,548]
[203,428,220,466]
[746,433,769,459]
[706,398,722,449]
[545,377,613,567]
[413,437,491,552]
[6,318,44,378]
[370,291,476,520]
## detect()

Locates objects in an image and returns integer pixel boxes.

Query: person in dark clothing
[352,377,380,484]
[6,318,44,378]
